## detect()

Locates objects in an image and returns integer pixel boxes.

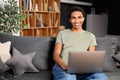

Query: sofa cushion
[105,71,120,80]
[32,37,52,70]
[96,37,118,72]
[4,70,52,80]
[0,34,54,71]
[6,48,39,77]
[0,41,11,63]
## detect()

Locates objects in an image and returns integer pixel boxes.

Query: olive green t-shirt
[56,29,97,65]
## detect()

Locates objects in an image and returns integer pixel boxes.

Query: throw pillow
[0,41,11,63]
[6,48,39,77]
[96,37,118,72]
[112,51,120,63]
[0,57,9,80]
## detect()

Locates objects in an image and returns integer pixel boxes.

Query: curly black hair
[68,6,85,19]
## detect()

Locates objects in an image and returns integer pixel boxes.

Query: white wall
[61,0,92,6]
[0,0,19,5]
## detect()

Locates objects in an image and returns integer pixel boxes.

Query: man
[52,6,108,80]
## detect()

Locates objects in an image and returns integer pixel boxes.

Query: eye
[71,16,76,19]
[78,16,83,19]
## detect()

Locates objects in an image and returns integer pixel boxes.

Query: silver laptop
[67,51,106,73]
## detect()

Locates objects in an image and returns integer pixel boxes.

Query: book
[54,1,60,12]
[41,0,43,11]
[44,2,48,11]
[26,0,30,10]
[29,0,32,10]
[54,19,58,27]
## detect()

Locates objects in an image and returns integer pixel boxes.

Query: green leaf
[0,0,28,34]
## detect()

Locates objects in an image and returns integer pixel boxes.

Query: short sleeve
[56,31,63,44]
[90,33,97,46]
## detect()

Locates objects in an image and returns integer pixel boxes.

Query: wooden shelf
[19,0,60,37]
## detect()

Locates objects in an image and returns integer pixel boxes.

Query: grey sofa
[0,34,120,80]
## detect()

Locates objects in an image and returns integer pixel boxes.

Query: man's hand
[60,64,68,70]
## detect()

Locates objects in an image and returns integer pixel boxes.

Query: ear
[69,18,72,23]
[82,17,85,22]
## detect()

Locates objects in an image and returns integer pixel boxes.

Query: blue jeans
[52,64,108,80]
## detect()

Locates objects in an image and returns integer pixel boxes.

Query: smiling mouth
[74,23,80,26]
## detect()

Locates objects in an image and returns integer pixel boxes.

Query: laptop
[67,51,106,73]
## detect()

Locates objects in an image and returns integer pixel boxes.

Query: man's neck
[71,27,83,32]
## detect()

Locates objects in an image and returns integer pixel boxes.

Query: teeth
[75,24,79,26]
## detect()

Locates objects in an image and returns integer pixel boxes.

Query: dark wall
[60,0,120,35]
[92,0,120,35]
[106,1,120,35]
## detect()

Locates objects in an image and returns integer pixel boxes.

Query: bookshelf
[19,0,60,37]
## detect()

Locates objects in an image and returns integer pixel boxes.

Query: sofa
[0,34,120,80]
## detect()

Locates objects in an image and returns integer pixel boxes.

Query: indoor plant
[0,0,27,35]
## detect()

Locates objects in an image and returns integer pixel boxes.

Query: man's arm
[53,43,67,70]
[88,45,96,51]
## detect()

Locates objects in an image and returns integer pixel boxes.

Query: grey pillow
[0,57,9,80]
[96,37,118,72]
[6,48,39,77]
[112,52,120,63]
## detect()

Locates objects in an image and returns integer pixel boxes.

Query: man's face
[70,11,85,29]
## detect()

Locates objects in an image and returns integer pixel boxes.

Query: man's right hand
[60,64,68,70]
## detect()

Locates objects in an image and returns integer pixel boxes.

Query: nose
[75,18,79,23]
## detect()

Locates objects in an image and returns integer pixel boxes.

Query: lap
[53,64,108,80]
[77,73,108,80]
[53,64,76,80]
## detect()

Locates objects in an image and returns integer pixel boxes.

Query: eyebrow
[71,16,83,18]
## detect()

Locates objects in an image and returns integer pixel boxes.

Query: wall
[92,0,120,36]
[0,0,19,5]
